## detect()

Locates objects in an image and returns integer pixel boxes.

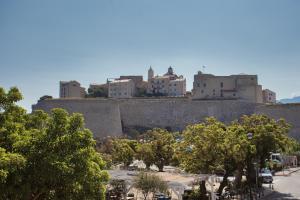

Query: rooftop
[110,79,132,83]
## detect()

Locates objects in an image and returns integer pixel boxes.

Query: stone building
[59,80,86,98]
[192,71,263,103]
[119,75,148,96]
[262,89,276,104]
[108,79,135,98]
[147,66,186,97]
[119,76,143,86]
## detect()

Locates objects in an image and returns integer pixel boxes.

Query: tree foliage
[136,143,155,170]
[140,128,175,172]
[87,87,108,98]
[177,115,294,195]
[107,179,127,200]
[177,118,227,174]
[133,172,168,200]
[0,87,109,200]
[111,139,137,167]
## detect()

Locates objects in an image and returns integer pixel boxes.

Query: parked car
[154,193,171,200]
[259,168,273,183]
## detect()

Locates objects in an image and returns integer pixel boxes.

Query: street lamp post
[247,132,254,200]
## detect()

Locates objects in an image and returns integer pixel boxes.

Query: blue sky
[1,0,300,111]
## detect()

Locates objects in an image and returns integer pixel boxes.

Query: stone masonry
[32,98,300,141]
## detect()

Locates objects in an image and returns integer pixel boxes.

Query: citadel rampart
[32,98,300,140]
[32,99,123,138]
[255,104,300,140]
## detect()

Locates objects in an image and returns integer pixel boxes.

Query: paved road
[263,170,300,199]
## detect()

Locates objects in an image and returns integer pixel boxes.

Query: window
[233,93,236,97]
[201,90,204,94]
[220,82,224,88]
[251,78,254,81]
[203,83,206,87]
[197,83,200,87]
[174,84,177,86]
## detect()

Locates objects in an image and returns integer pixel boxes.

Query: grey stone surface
[32,98,300,140]
[32,99,123,138]
[118,99,256,131]
[255,104,300,140]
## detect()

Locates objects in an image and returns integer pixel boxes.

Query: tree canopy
[0,87,109,200]
[111,139,137,167]
[133,172,168,200]
[176,115,294,196]
[140,128,175,172]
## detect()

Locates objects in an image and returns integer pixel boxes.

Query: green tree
[235,115,292,191]
[136,143,155,170]
[177,118,227,199]
[0,87,27,195]
[177,118,226,174]
[177,115,293,198]
[87,87,108,98]
[111,139,136,167]
[133,172,168,200]
[107,179,127,200]
[142,128,175,172]
[0,86,109,200]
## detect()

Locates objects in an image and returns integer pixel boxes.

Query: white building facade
[108,79,135,98]
[147,67,186,97]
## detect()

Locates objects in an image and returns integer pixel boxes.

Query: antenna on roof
[202,65,206,73]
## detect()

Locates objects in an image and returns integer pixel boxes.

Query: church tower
[148,66,154,81]
[167,66,174,75]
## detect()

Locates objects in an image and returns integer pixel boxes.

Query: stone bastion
[32,98,300,140]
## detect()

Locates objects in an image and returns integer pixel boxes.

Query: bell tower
[148,66,154,81]
[167,66,174,75]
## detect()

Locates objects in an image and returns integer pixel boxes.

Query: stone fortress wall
[255,104,300,140]
[32,98,300,140]
[33,99,123,138]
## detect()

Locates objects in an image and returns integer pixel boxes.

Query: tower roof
[164,66,174,76]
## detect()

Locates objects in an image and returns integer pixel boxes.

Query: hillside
[280,96,300,104]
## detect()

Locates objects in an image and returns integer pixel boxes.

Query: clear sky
[1,0,300,111]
